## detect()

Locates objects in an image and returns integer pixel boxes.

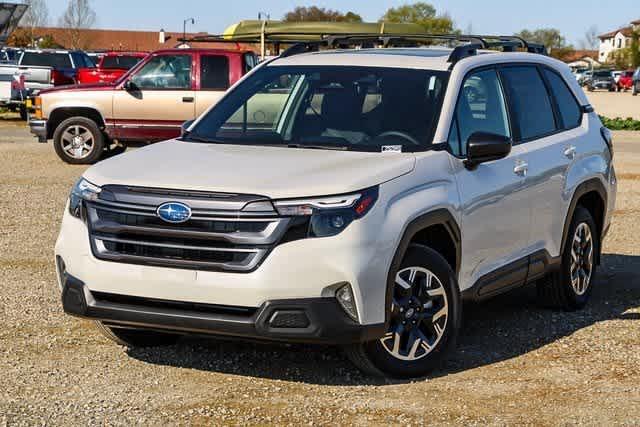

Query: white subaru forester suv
[56,36,617,378]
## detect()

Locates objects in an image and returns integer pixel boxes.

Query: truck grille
[86,185,291,272]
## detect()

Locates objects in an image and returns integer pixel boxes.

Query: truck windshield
[188,65,449,152]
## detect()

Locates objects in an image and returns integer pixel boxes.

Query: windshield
[21,52,72,68]
[593,71,612,78]
[188,65,449,152]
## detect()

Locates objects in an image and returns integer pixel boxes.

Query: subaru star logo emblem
[157,202,192,224]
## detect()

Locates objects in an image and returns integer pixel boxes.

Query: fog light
[336,283,358,321]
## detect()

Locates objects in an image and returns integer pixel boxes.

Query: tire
[53,116,105,164]
[633,83,639,96]
[345,244,461,378]
[19,104,28,121]
[95,321,179,348]
[537,206,598,310]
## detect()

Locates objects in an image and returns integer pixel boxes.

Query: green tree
[515,28,569,54]
[283,6,363,23]
[380,2,454,33]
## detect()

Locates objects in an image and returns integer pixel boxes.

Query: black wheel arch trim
[385,209,461,324]
[561,178,607,265]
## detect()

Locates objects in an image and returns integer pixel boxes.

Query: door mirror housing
[123,80,137,92]
[464,132,512,170]
[181,120,195,137]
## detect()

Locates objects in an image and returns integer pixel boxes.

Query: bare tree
[58,0,96,49]
[582,25,599,50]
[20,0,49,47]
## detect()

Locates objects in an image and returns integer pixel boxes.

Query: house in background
[564,50,600,70]
[598,19,640,63]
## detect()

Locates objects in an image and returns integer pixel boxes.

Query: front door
[113,53,196,141]
[448,68,531,292]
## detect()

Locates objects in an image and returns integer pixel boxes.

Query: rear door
[194,53,231,117]
[112,53,196,141]
[500,65,584,267]
[449,68,532,294]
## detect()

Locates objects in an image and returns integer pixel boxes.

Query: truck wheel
[53,117,105,164]
[537,206,598,310]
[19,104,28,120]
[95,321,179,348]
[344,244,461,378]
[633,84,639,96]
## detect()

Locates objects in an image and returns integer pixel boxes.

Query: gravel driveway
[1,121,638,425]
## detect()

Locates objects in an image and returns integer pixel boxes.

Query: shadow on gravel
[127,253,640,386]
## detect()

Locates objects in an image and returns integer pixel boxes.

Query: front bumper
[29,119,47,142]
[60,271,385,344]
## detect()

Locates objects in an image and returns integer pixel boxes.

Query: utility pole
[258,11,270,60]
[183,17,195,46]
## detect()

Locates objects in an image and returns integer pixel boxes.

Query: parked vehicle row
[573,67,640,93]
[30,48,258,163]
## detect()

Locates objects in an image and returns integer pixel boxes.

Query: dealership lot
[0,121,638,424]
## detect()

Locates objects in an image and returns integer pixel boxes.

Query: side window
[448,69,510,156]
[543,69,581,129]
[130,54,192,90]
[200,55,230,90]
[243,53,257,73]
[500,66,556,141]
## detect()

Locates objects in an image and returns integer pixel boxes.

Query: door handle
[564,145,576,159]
[513,160,528,177]
[182,97,194,103]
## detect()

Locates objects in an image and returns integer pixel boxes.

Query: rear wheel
[537,206,598,310]
[53,116,105,164]
[345,245,461,378]
[95,321,180,347]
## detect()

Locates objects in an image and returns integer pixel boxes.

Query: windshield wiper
[287,143,351,151]
[184,135,226,144]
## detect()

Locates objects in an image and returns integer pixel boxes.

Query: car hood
[39,82,114,95]
[84,140,416,199]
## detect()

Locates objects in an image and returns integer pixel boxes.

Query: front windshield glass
[188,66,449,152]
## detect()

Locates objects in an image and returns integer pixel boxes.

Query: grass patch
[600,115,640,131]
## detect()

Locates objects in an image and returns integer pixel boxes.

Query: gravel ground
[0,119,639,426]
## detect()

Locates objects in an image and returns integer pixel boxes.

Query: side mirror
[181,120,194,137]
[464,132,512,170]
[123,80,137,91]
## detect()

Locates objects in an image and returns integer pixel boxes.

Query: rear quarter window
[543,69,582,129]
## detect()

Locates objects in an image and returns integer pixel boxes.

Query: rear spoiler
[0,3,28,46]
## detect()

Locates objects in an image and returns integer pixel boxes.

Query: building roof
[562,50,599,62]
[10,26,255,52]
[599,26,633,40]
[631,19,640,25]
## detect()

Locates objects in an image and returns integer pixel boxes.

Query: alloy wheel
[61,125,94,159]
[380,266,449,361]
[570,222,594,296]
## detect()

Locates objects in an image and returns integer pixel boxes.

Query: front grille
[86,186,290,272]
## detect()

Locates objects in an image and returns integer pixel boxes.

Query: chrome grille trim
[85,187,290,272]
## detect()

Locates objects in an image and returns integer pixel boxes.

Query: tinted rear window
[543,69,582,129]
[21,52,72,68]
[200,55,229,90]
[500,66,556,141]
[102,56,143,69]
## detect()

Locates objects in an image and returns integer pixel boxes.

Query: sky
[40,0,638,47]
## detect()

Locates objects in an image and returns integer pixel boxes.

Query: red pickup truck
[77,51,147,85]
[30,48,259,163]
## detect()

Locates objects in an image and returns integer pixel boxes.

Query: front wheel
[345,245,461,378]
[53,116,105,164]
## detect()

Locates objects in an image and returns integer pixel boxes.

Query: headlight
[269,187,378,238]
[69,178,101,218]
